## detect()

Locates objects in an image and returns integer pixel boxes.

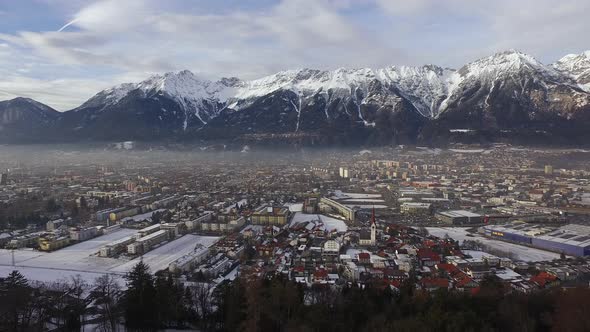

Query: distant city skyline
[1,0,589,110]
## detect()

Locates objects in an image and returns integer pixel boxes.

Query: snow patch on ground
[290,213,348,232]
[0,230,219,283]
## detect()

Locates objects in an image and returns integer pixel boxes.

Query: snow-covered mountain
[440,50,589,118]
[227,65,454,119]
[553,51,590,92]
[73,70,242,128]
[2,49,590,145]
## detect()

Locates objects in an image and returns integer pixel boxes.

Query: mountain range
[2,50,590,146]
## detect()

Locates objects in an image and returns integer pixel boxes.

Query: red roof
[417,248,441,262]
[313,269,329,279]
[358,252,371,260]
[456,277,475,288]
[389,279,401,288]
[530,271,558,288]
[420,278,449,288]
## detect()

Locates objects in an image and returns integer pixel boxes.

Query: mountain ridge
[2,49,590,146]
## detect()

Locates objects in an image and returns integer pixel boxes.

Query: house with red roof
[530,271,559,289]
[417,248,441,267]
[419,277,449,291]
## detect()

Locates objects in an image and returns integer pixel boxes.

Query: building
[201,215,245,233]
[319,197,355,222]
[359,208,376,246]
[69,227,99,241]
[128,229,169,255]
[339,167,349,178]
[38,236,70,251]
[161,223,182,237]
[0,173,7,185]
[322,240,341,259]
[401,202,431,214]
[134,224,161,239]
[251,206,290,225]
[544,165,554,175]
[6,233,41,249]
[185,212,213,231]
[436,210,483,225]
[46,219,65,231]
[109,207,140,222]
[99,236,135,257]
[169,248,211,273]
[483,223,590,257]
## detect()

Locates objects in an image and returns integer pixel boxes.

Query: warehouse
[436,210,483,225]
[483,223,590,257]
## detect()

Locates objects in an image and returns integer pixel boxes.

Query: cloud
[373,0,590,61]
[0,75,117,111]
[1,0,589,110]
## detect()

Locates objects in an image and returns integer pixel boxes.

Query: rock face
[2,50,590,146]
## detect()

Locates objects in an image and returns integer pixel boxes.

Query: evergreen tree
[121,261,159,331]
[0,270,33,331]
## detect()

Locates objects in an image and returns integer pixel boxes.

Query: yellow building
[251,206,290,225]
[39,236,70,252]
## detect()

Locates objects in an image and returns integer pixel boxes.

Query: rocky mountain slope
[2,50,590,146]
[0,97,60,143]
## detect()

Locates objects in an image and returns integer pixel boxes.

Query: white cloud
[0,75,117,111]
[1,0,589,110]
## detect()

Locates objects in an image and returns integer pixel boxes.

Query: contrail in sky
[58,19,79,32]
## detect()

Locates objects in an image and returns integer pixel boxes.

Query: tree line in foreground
[1,262,590,331]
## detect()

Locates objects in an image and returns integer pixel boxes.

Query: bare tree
[191,282,214,320]
[69,275,90,331]
[91,274,122,332]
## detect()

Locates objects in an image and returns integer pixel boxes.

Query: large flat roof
[437,210,481,218]
[484,223,590,247]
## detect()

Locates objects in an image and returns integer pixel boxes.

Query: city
[3,0,590,330]
[1,144,590,330]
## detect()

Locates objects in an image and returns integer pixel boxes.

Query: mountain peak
[553,50,590,91]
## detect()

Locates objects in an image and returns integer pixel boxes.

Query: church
[359,207,376,246]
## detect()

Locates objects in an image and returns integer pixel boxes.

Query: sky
[0,0,589,111]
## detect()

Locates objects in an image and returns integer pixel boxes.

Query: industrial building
[483,223,590,257]
[436,210,483,225]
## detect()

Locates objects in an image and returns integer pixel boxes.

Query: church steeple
[370,206,376,245]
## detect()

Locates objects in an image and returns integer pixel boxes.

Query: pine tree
[0,270,33,331]
[122,261,159,331]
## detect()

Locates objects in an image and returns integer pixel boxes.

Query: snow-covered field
[0,229,219,283]
[110,235,219,273]
[426,227,561,262]
[290,213,348,232]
